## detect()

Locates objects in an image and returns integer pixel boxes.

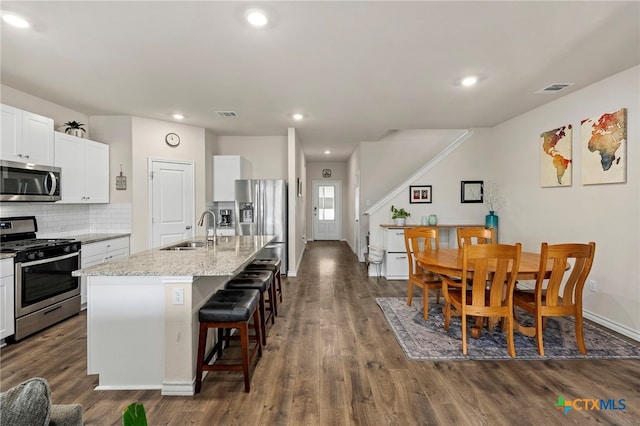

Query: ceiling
[1,1,639,161]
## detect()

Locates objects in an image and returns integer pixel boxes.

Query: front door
[150,159,195,248]
[312,180,341,240]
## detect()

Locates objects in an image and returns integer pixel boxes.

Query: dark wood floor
[2,241,639,425]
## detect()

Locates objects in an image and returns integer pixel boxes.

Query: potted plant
[63,121,86,137]
[390,205,410,226]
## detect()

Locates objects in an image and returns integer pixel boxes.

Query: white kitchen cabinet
[80,237,129,308]
[212,155,251,201]
[0,258,15,340]
[384,228,409,279]
[54,132,109,203]
[1,104,54,166]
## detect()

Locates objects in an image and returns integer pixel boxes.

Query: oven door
[15,252,80,317]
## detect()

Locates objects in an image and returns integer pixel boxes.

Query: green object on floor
[122,402,147,426]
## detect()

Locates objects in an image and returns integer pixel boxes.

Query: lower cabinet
[384,228,409,279]
[0,258,15,340]
[80,237,129,309]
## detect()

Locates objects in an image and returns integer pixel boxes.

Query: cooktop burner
[1,238,75,252]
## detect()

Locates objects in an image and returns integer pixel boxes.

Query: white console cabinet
[80,237,129,308]
[384,228,409,279]
[212,155,251,201]
[54,132,109,203]
[0,258,15,340]
[1,104,54,166]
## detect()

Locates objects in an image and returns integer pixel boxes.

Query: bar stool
[245,258,283,304]
[195,289,262,393]
[225,270,275,346]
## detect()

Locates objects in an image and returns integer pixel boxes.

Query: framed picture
[461,181,483,203]
[296,177,302,197]
[581,108,627,185]
[409,185,432,204]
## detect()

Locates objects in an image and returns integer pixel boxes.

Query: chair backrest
[461,242,521,309]
[535,242,596,308]
[457,226,495,248]
[404,227,439,275]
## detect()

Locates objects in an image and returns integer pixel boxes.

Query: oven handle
[16,251,79,268]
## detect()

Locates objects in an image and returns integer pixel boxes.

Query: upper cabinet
[1,104,54,166]
[54,132,109,203]
[212,155,251,201]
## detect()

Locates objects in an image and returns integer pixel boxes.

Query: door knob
[186,225,192,230]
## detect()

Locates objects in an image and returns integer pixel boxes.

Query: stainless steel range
[0,216,81,341]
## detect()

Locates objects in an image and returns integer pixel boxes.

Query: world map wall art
[540,125,572,187]
[581,108,627,185]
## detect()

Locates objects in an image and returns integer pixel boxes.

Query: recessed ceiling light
[245,9,268,27]
[324,150,331,155]
[172,113,184,120]
[2,14,30,28]
[292,113,304,121]
[461,76,478,87]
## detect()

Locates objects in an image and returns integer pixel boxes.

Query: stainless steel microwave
[0,160,61,202]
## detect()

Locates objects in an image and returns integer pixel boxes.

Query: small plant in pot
[391,205,410,226]
[63,121,86,137]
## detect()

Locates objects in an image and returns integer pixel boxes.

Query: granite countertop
[71,233,130,245]
[72,235,275,277]
[0,253,15,260]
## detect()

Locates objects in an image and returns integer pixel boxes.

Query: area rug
[375,297,640,361]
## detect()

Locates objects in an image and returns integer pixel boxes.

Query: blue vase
[485,211,499,241]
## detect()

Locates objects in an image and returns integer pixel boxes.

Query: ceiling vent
[535,83,574,94]
[215,111,238,118]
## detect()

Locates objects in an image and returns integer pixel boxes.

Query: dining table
[414,248,556,281]
[414,248,568,338]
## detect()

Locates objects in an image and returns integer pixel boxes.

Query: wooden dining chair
[442,243,522,357]
[404,227,442,320]
[513,242,596,356]
[456,227,495,248]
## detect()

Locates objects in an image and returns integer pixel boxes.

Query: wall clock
[322,168,332,178]
[165,132,180,147]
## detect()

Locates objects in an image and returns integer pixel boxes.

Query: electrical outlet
[173,287,184,305]
[589,279,597,292]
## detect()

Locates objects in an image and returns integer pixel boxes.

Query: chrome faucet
[197,210,217,246]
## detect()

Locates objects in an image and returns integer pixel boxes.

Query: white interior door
[312,180,341,241]
[150,159,195,248]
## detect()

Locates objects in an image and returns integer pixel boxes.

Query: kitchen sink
[161,240,208,251]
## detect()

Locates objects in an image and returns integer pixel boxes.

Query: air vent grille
[216,111,238,118]
[535,83,574,94]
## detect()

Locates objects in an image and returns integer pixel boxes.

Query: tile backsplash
[0,203,131,236]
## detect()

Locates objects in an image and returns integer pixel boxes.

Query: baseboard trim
[95,384,161,391]
[161,380,195,396]
[583,310,640,342]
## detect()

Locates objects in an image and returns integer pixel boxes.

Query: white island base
[87,274,228,396]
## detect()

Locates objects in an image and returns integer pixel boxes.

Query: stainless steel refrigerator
[235,179,288,274]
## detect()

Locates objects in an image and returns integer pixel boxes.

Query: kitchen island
[73,235,274,396]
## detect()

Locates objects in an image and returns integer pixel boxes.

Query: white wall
[491,65,639,338]
[90,116,133,205]
[347,146,361,257]
[204,130,219,201]
[367,129,493,247]
[287,128,307,276]
[217,136,287,179]
[130,117,207,253]
[0,85,90,137]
